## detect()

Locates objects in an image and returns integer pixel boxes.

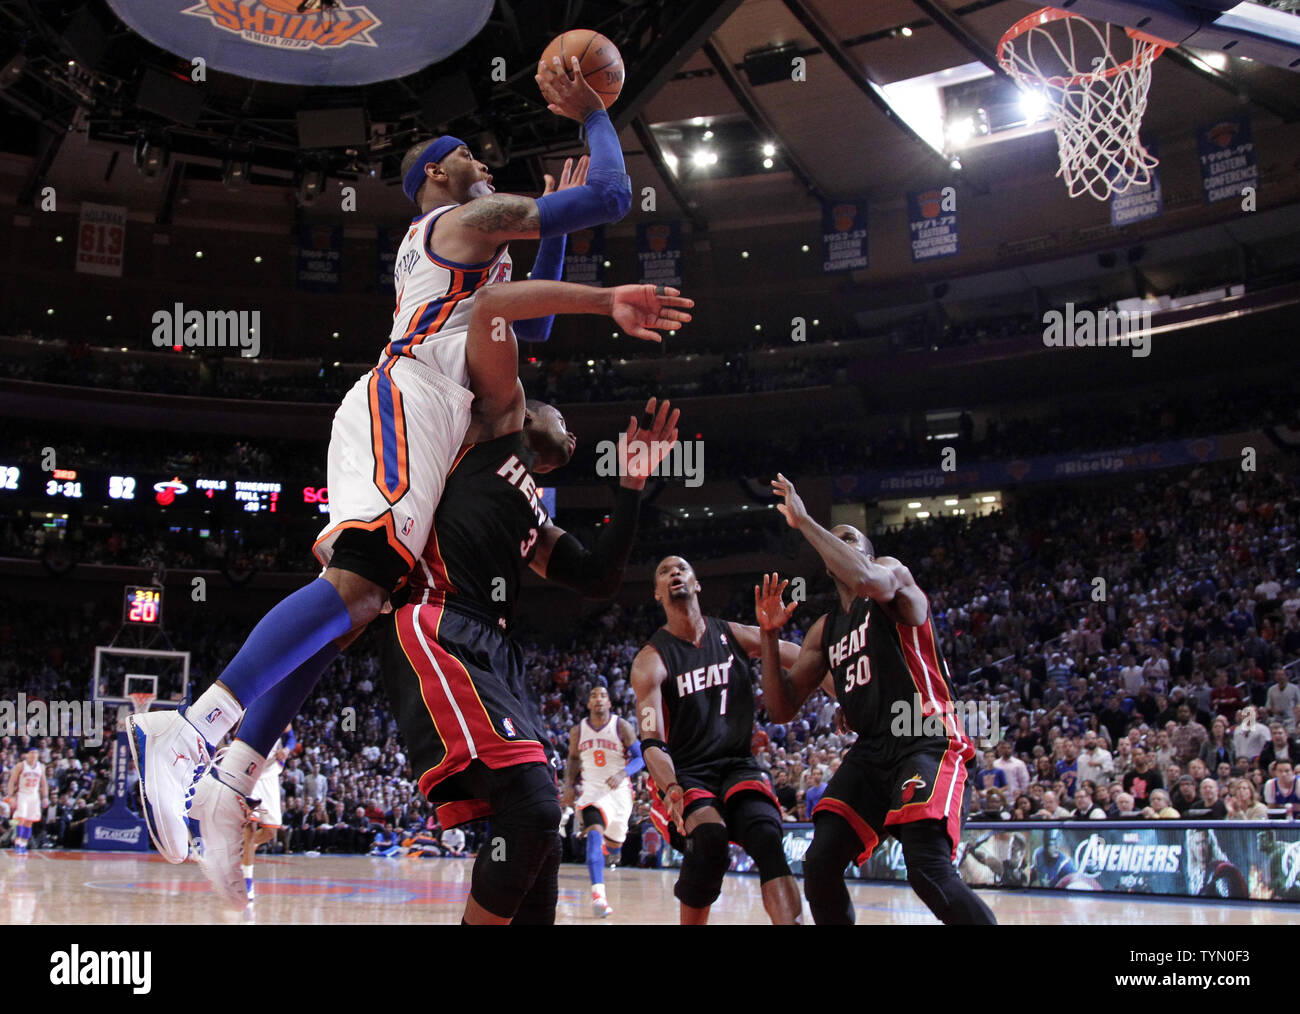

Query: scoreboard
[0,463,557,522]
[123,585,162,626]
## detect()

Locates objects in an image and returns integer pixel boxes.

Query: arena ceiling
[0,0,1297,230]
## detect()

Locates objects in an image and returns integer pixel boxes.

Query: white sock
[186,685,244,748]
[217,740,265,797]
[241,864,254,879]
[593,883,606,899]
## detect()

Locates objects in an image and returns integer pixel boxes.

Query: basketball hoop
[129,692,156,715]
[998,8,1171,201]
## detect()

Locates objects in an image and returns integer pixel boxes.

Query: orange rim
[998,6,1170,88]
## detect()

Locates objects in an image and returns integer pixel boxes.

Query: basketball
[538,30,624,109]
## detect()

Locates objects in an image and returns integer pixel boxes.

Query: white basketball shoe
[127,709,211,864]
[187,767,259,910]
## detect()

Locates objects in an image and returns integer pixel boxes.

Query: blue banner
[1110,138,1163,226]
[564,226,605,286]
[821,199,868,273]
[636,222,682,289]
[84,731,150,851]
[106,0,493,86]
[908,187,958,261]
[1197,116,1258,204]
[297,224,341,292]
[834,434,1233,500]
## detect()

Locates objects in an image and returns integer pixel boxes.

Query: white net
[998,8,1168,201]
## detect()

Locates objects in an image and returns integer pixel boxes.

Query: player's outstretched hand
[542,155,589,196]
[608,284,693,342]
[536,56,606,123]
[621,397,680,486]
[664,784,686,836]
[754,572,797,632]
[771,472,810,529]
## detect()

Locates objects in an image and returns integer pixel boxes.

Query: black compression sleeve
[543,485,641,597]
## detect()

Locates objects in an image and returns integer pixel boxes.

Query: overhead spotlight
[690,148,718,168]
[762,157,774,168]
[945,116,975,146]
[702,129,714,140]
[1,54,27,90]
[901,26,914,37]
[691,116,705,126]
[949,154,963,171]
[801,244,809,252]
[133,134,168,177]
[254,255,263,264]
[297,167,327,205]
[761,142,776,157]
[602,260,611,268]
[741,250,749,258]
[222,155,251,190]
[1019,89,1049,122]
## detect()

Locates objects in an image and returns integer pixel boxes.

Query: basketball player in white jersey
[562,684,642,917]
[6,748,47,855]
[240,725,295,902]
[130,59,640,887]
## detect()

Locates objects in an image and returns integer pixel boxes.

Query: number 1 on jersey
[719,688,728,715]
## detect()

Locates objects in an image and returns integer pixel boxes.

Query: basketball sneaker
[592,886,613,919]
[187,767,259,910]
[127,709,211,864]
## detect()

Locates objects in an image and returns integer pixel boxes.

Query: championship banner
[1197,115,1258,204]
[833,433,1239,500]
[376,226,399,291]
[563,226,605,286]
[908,187,958,262]
[105,0,494,86]
[296,224,342,292]
[75,202,127,278]
[667,821,1300,902]
[821,198,868,273]
[636,222,682,289]
[1110,138,1163,226]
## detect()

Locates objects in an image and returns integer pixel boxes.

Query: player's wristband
[658,782,683,802]
[641,738,669,756]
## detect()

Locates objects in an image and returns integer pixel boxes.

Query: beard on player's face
[524,405,574,473]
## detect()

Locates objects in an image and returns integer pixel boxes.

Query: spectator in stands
[1170,703,1208,766]
[803,766,827,817]
[994,739,1030,799]
[1199,716,1235,771]
[1109,791,1137,819]
[1077,730,1114,785]
[1141,789,1180,820]
[1072,787,1105,820]
[1196,779,1227,820]
[1122,746,1163,808]
[440,826,467,857]
[1259,722,1299,771]
[772,768,798,822]
[1225,778,1268,820]
[1012,794,1034,820]
[975,749,1006,792]
[1267,669,1300,732]
[1055,739,1080,796]
[1035,790,1068,820]
[975,789,1010,820]
[1233,707,1270,762]
[1171,776,1201,816]
[1263,759,1300,814]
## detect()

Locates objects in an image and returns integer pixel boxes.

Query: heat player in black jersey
[754,473,996,925]
[381,278,691,925]
[631,556,805,924]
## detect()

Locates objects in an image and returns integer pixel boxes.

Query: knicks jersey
[17,761,42,796]
[384,205,513,385]
[648,617,755,771]
[578,717,627,789]
[823,596,974,767]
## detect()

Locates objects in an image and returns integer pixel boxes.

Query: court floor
[1,849,1292,925]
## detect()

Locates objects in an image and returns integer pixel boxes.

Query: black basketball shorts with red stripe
[812,741,971,865]
[649,755,781,852]
[381,597,557,828]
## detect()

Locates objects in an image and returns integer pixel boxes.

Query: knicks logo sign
[183,0,380,51]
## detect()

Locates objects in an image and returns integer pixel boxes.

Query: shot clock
[123,585,163,626]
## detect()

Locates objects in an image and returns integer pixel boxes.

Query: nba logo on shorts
[401,516,415,536]
[502,718,517,738]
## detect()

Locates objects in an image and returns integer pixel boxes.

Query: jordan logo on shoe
[171,749,189,766]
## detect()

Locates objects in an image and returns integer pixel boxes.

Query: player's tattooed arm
[630,645,686,833]
[561,726,581,808]
[452,192,542,241]
[755,575,830,723]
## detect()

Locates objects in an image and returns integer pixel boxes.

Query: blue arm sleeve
[535,110,631,238]
[512,234,566,343]
[283,730,297,752]
[624,739,644,777]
